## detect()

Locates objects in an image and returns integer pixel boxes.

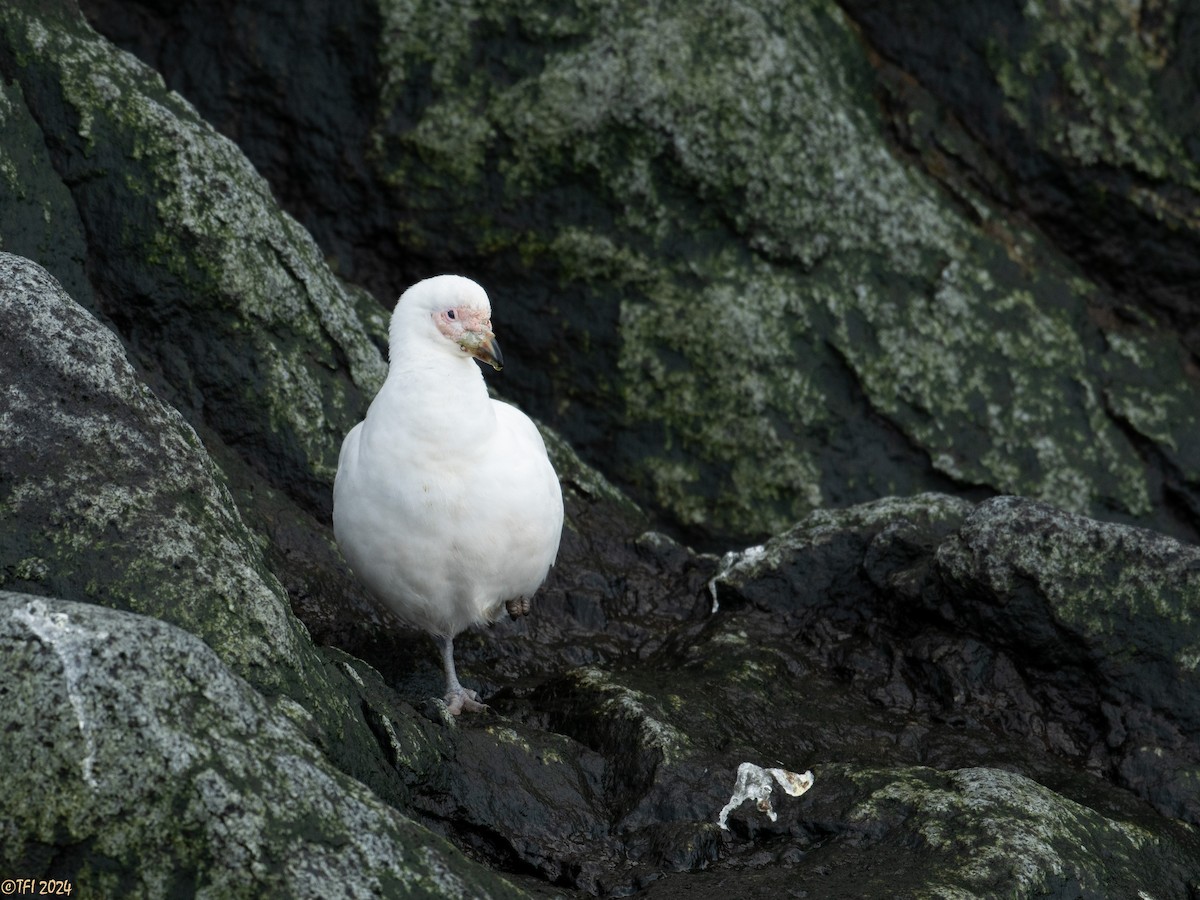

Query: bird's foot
[506,596,531,619]
[444,685,489,715]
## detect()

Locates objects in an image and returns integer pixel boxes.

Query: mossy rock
[0,592,529,900]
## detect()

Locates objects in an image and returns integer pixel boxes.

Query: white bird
[333,275,564,715]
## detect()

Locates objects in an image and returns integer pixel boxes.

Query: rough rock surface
[0,592,524,899]
[841,0,1200,353]
[0,251,410,809]
[77,0,1200,547]
[0,0,387,519]
[1,0,1198,896]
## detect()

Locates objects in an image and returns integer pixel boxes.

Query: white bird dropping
[333,275,564,715]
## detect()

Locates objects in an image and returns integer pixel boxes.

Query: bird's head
[395,274,504,371]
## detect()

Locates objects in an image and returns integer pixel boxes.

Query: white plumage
[333,275,563,714]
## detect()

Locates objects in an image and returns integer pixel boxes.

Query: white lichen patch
[717,761,814,829]
[339,662,366,687]
[617,263,827,535]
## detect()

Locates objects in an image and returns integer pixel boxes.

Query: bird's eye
[446,309,456,320]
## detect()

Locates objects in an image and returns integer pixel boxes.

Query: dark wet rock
[839,0,1200,355]
[76,0,1200,548]
[937,496,1200,824]
[0,592,527,899]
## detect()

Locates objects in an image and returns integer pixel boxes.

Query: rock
[1,0,1198,895]
[0,0,394,658]
[937,496,1200,823]
[0,251,412,813]
[711,494,1200,828]
[0,0,387,520]
[77,0,1200,547]
[647,763,1200,898]
[839,0,1200,355]
[343,496,1199,896]
[0,592,527,899]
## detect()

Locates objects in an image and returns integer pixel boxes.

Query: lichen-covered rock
[0,252,409,807]
[711,493,1200,830]
[802,764,1200,898]
[937,496,1200,823]
[77,0,1200,545]
[369,0,1183,542]
[841,0,1200,353]
[0,253,296,692]
[0,592,528,900]
[0,0,387,516]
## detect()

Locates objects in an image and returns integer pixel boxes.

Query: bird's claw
[506,596,531,619]
[444,686,489,715]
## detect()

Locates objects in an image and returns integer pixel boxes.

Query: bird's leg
[505,596,531,619]
[437,634,487,715]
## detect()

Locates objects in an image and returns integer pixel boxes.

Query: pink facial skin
[434,307,503,370]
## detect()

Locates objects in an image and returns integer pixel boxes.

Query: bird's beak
[460,330,504,371]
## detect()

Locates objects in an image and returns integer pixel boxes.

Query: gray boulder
[0,251,423,807]
[0,592,526,899]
